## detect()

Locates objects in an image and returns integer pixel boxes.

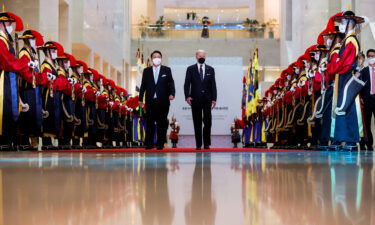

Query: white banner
[168,57,243,135]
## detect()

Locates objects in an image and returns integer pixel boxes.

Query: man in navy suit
[360,49,375,151]
[139,50,175,150]
[184,50,217,150]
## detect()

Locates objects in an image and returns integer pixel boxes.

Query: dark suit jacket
[184,64,217,104]
[360,66,375,107]
[139,65,175,106]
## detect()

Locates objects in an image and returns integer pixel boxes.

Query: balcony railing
[131,23,279,40]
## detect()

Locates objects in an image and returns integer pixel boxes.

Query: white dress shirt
[370,65,375,95]
[153,65,160,98]
[197,63,205,80]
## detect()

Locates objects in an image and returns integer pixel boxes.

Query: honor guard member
[170,117,180,148]
[316,16,344,150]
[40,41,66,149]
[18,29,49,150]
[103,79,116,147]
[0,10,36,150]
[71,60,89,148]
[90,69,107,147]
[111,86,122,147]
[117,87,128,147]
[56,53,76,147]
[307,41,329,149]
[327,11,365,151]
[81,67,97,148]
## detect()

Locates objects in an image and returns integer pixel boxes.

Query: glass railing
[131,24,279,40]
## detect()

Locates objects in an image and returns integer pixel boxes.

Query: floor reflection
[0,151,373,225]
[185,153,216,225]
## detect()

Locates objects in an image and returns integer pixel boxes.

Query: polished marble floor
[0,151,374,225]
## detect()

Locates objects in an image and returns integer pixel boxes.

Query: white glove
[33,60,39,68]
[28,60,37,69]
[21,102,29,112]
[319,64,327,73]
[109,101,114,106]
[47,73,56,81]
[95,91,101,97]
[68,78,76,85]
[290,86,295,92]
[307,70,315,78]
[82,86,87,93]
[320,58,328,65]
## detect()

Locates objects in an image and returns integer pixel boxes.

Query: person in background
[169,116,180,148]
[360,49,375,151]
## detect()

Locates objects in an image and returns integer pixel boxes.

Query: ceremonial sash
[9,71,19,121]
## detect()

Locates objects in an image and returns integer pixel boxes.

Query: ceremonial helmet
[19,29,44,47]
[0,10,24,32]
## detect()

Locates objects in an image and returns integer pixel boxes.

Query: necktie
[154,67,159,84]
[371,67,375,95]
[199,65,204,81]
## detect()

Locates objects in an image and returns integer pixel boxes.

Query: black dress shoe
[0,145,11,151]
[204,146,210,149]
[195,147,201,150]
[156,146,164,150]
[145,146,154,150]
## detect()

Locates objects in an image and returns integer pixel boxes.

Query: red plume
[30,30,44,46]
[89,68,100,81]
[6,12,24,32]
[64,53,77,67]
[51,41,64,56]
[76,60,88,73]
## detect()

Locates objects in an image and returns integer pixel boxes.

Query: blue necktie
[199,65,203,81]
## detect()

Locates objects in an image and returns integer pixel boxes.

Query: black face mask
[198,57,205,64]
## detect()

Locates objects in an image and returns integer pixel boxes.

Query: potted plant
[149,16,166,37]
[243,18,263,38]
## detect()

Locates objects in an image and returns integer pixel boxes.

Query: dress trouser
[145,99,169,147]
[191,100,212,148]
[362,104,375,150]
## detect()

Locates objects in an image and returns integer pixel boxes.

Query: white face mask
[287,75,291,81]
[304,62,310,69]
[64,61,70,70]
[314,53,320,61]
[152,58,161,66]
[77,67,83,74]
[29,39,36,48]
[294,68,300,74]
[5,25,13,34]
[368,57,375,65]
[51,51,58,60]
[326,39,333,48]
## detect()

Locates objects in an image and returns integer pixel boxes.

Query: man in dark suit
[360,49,375,151]
[184,50,217,150]
[139,50,175,150]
